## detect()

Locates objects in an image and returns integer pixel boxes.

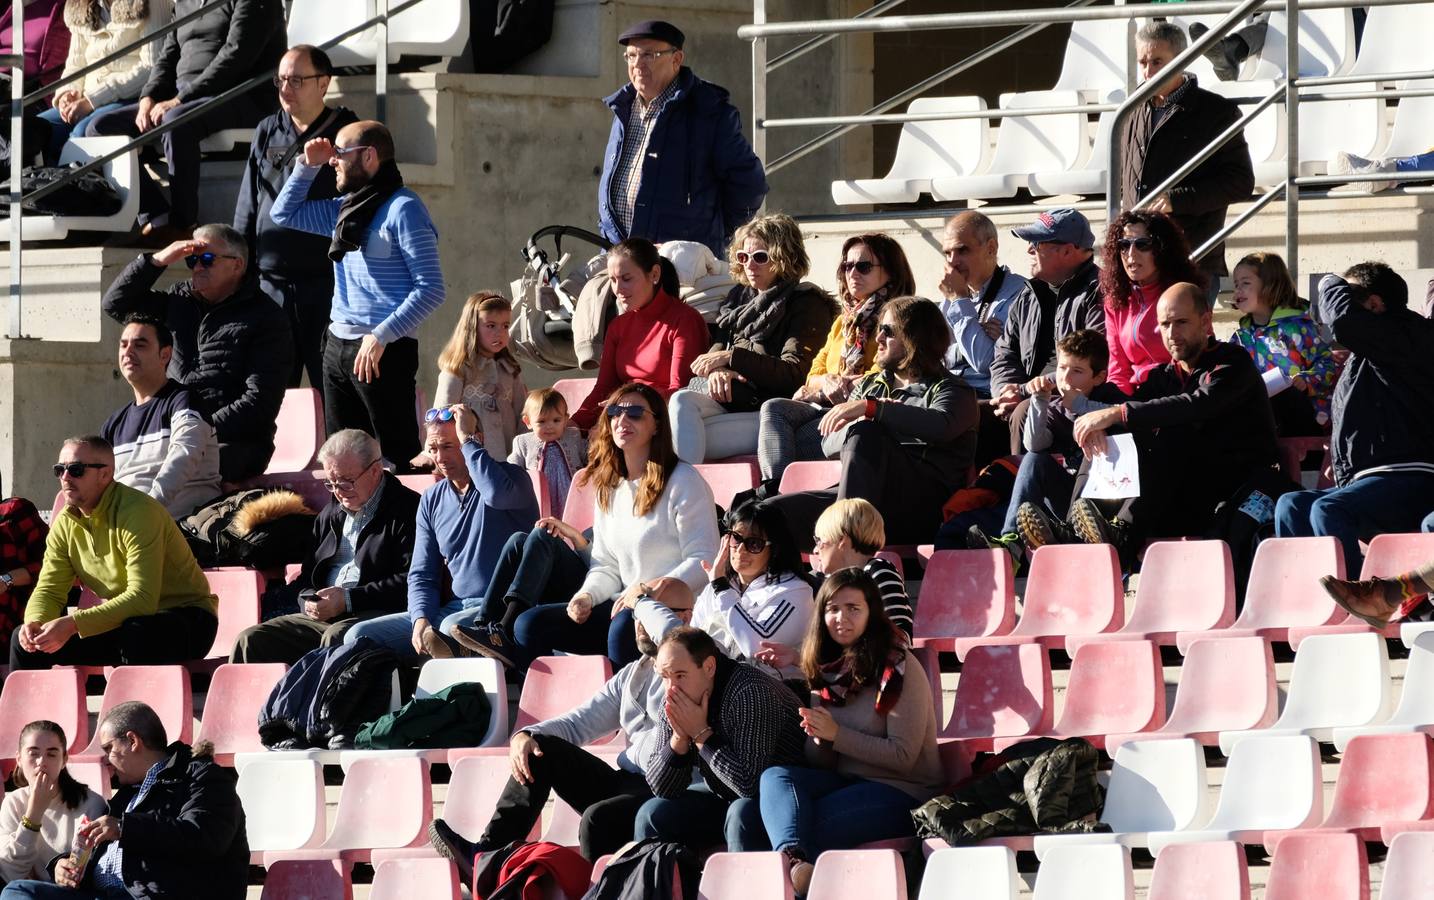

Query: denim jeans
[512,599,639,668]
[1274,472,1434,574]
[758,765,918,859]
[478,526,591,622]
[36,101,125,164]
[0,883,129,900]
[1394,151,1434,173]
[343,600,467,659]
[633,784,767,852]
[1001,452,1077,535]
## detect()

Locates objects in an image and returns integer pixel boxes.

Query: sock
[499,598,528,633]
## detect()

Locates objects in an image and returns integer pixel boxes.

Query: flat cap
[619,20,686,49]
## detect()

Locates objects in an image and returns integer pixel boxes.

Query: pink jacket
[1104,282,1173,395]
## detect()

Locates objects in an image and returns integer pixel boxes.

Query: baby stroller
[509,224,736,372]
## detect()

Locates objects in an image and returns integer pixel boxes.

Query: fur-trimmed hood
[66,0,149,30]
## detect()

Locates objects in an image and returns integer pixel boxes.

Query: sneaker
[422,628,472,659]
[1332,150,1397,193]
[1067,498,1119,546]
[453,622,529,669]
[428,818,480,886]
[789,859,814,897]
[1319,575,1402,628]
[967,524,1027,574]
[1016,502,1073,551]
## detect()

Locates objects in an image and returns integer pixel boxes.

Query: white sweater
[578,462,720,602]
[0,785,109,883]
[61,0,175,108]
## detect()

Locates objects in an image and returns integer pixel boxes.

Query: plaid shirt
[1150,73,1196,129]
[607,77,682,238]
[0,497,46,632]
[93,760,165,891]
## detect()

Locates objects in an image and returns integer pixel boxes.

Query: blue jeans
[633,785,767,852]
[1274,472,1434,574]
[512,599,639,668]
[479,526,591,622]
[36,102,125,164]
[1424,510,1434,533]
[0,883,129,900]
[343,600,467,659]
[1394,151,1434,173]
[759,765,918,859]
[1002,452,1077,535]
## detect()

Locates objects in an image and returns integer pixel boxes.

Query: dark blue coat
[598,67,768,258]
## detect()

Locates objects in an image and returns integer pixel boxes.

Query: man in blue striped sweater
[270,119,445,469]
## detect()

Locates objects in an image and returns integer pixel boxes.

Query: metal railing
[739,0,1434,290]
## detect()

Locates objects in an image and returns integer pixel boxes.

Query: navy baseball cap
[1011,208,1095,249]
[619,20,686,49]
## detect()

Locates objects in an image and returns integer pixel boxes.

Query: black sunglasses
[1116,237,1158,253]
[735,250,770,266]
[54,462,107,479]
[606,404,649,421]
[840,260,877,275]
[877,323,896,338]
[727,533,770,554]
[185,252,240,269]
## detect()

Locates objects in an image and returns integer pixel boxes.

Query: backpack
[179,488,317,568]
[1203,468,1303,603]
[354,682,492,750]
[259,638,401,750]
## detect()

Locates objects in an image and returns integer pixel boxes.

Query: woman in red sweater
[571,239,710,431]
[1099,211,1205,395]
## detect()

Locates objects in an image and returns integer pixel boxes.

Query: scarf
[838,283,893,377]
[329,159,404,262]
[817,641,906,716]
[715,280,799,348]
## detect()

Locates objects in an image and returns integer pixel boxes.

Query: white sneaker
[1332,150,1397,193]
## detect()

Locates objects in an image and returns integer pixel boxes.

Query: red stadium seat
[1263,832,1368,900]
[196,662,287,765]
[694,462,759,510]
[448,656,614,766]
[994,639,1163,751]
[777,460,840,495]
[68,761,110,800]
[1183,536,1344,651]
[260,859,352,900]
[262,756,432,867]
[1146,841,1250,900]
[371,857,460,900]
[912,550,1016,652]
[552,378,596,417]
[73,666,192,763]
[265,388,324,475]
[397,473,440,495]
[0,669,87,774]
[938,643,1052,749]
[1380,831,1434,900]
[201,569,265,665]
[698,852,794,900]
[806,849,906,900]
[542,798,584,846]
[562,467,596,534]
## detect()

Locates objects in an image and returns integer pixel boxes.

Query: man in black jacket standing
[102,224,293,483]
[2,701,248,900]
[230,429,420,663]
[87,0,286,241]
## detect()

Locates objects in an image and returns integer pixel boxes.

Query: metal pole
[763,101,1118,129]
[752,0,767,173]
[769,0,909,72]
[8,0,24,340]
[1285,0,1299,286]
[376,0,389,123]
[1134,85,1282,210]
[1191,183,1285,262]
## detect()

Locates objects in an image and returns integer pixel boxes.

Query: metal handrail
[769,0,910,72]
[764,102,1119,129]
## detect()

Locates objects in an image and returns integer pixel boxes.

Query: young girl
[429,291,528,462]
[0,721,108,883]
[507,388,588,516]
[1228,252,1336,435]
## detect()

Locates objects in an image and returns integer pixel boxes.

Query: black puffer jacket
[103,253,293,475]
[82,741,249,900]
[143,0,285,105]
[989,257,1104,395]
[911,737,1107,845]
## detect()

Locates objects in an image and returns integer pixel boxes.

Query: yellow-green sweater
[25,481,217,637]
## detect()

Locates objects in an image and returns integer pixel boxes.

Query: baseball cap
[619,20,686,49]
[1011,208,1095,249]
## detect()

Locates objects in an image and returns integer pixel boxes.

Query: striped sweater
[269,162,445,345]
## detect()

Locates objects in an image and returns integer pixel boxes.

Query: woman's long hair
[611,238,681,298]
[11,721,90,811]
[1098,210,1205,310]
[883,296,951,381]
[577,382,677,517]
[724,500,805,587]
[835,233,916,308]
[798,567,899,688]
[437,290,519,375]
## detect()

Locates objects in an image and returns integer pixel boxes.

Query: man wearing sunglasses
[11,436,219,670]
[103,223,293,486]
[598,19,768,258]
[271,119,444,471]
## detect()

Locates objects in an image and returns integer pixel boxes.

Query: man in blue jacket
[597,20,768,259]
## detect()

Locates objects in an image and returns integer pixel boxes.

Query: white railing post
[1284,0,1299,285]
[8,0,25,339]
[752,0,767,176]
[376,0,390,123]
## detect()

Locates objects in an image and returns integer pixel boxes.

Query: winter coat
[1104,281,1173,395]
[1118,74,1255,277]
[142,0,285,105]
[354,681,492,750]
[288,473,420,616]
[598,66,769,258]
[102,253,294,476]
[474,841,594,900]
[0,0,69,89]
[1228,306,1336,428]
[434,355,528,459]
[583,840,697,900]
[705,280,837,410]
[841,368,981,493]
[60,0,172,108]
[911,737,1107,845]
[989,257,1105,394]
[258,638,400,750]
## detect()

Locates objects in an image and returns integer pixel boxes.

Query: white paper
[1081,433,1142,500]
[1262,367,1293,396]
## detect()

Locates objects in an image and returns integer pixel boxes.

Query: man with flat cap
[598,20,769,259]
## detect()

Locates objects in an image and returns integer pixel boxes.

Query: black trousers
[479,733,653,861]
[258,271,334,390]
[322,334,420,465]
[9,606,218,670]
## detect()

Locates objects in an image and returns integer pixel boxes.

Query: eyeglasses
[727,533,770,554]
[840,260,877,275]
[184,252,240,269]
[877,323,896,338]
[622,49,678,64]
[53,462,107,479]
[322,460,377,493]
[424,407,457,423]
[1116,237,1158,253]
[272,74,324,88]
[606,404,649,421]
[812,535,833,551]
[735,250,770,266]
[333,144,371,158]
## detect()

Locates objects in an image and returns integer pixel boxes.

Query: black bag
[1203,467,1303,604]
[468,0,555,72]
[0,163,123,216]
[179,488,317,569]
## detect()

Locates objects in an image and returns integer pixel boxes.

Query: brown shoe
[1319,575,1401,628]
[422,628,472,658]
[789,859,814,897]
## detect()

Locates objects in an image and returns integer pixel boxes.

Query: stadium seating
[196,662,287,765]
[448,655,614,766]
[805,849,907,900]
[73,665,193,763]
[551,378,596,415]
[259,858,351,900]
[919,846,1020,900]
[694,462,759,510]
[0,137,139,241]
[777,460,841,495]
[1381,78,1434,163]
[1380,831,1434,900]
[371,857,461,900]
[931,90,1087,201]
[937,642,1052,748]
[0,669,87,772]
[238,757,328,860]
[1263,831,1369,900]
[1027,89,1125,198]
[1182,536,1345,651]
[200,569,265,668]
[998,639,1163,751]
[68,761,110,800]
[910,549,1016,653]
[1145,840,1250,900]
[286,0,470,66]
[264,388,324,475]
[830,96,991,205]
[1051,19,1132,94]
[1031,844,1134,900]
[562,467,596,534]
[1335,630,1434,749]
[698,852,795,900]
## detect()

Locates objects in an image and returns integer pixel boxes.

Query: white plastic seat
[1051,19,1132,95]
[1246,10,1356,79]
[1334,630,1434,749]
[287,0,380,67]
[237,758,326,861]
[416,657,509,746]
[931,90,1086,200]
[198,128,254,153]
[1381,79,1434,161]
[1255,81,1383,183]
[287,0,469,66]
[1034,739,1210,858]
[1219,631,1392,753]
[1343,3,1434,77]
[1380,831,1434,900]
[919,846,1019,900]
[1202,80,1285,187]
[1028,89,1124,198]
[1147,735,1323,852]
[0,136,139,241]
[1032,844,1134,900]
[831,96,990,205]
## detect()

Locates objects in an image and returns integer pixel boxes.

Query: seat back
[1248,9,1355,78]
[1389,631,1434,727]
[397,473,440,496]
[1233,537,1346,631]
[1361,532,1434,580]
[388,0,470,58]
[940,643,1052,741]
[260,859,352,900]
[1274,631,1392,732]
[1056,640,1165,740]
[552,378,596,417]
[1052,19,1131,92]
[1032,844,1134,900]
[1346,3,1434,77]
[562,467,596,534]
[46,136,140,235]
[1381,79,1434,160]
[985,89,1087,180]
[1264,831,1369,900]
[0,669,87,762]
[832,96,992,204]
[1293,80,1385,165]
[416,657,509,746]
[445,755,539,843]
[196,662,287,763]
[919,846,1019,900]
[1104,739,1210,834]
[68,761,111,800]
[694,463,758,511]
[1147,840,1250,900]
[1207,735,1323,832]
[1206,81,1284,169]
[237,758,326,853]
[79,666,193,756]
[806,849,906,900]
[320,756,432,852]
[203,569,265,660]
[697,851,793,900]
[1127,540,1236,634]
[1322,733,1434,830]
[777,460,841,495]
[1163,637,1277,737]
[1014,544,1124,638]
[265,388,324,474]
[515,656,615,736]
[915,549,1016,644]
[285,0,379,67]
[371,857,461,900]
[1380,831,1434,900]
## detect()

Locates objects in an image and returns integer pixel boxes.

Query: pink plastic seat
[265,388,325,475]
[777,460,841,495]
[0,669,86,773]
[911,550,1016,652]
[562,467,596,534]
[805,849,906,900]
[201,569,265,663]
[448,656,614,765]
[371,754,537,865]
[697,852,794,900]
[694,462,758,510]
[1263,832,1369,900]
[996,640,1164,752]
[542,798,583,846]
[397,473,440,495]
[1068,540,1234,656]
[939,643,1052,749]
[371,857,460,900]
[1181,536,1345,651]
[73,666,193,763]
[261,756,432,866]
[196,662,287,765]
[68,761,110,800]
[1147,841,1249,900]
[954,544,1123,659]
[1380,831,1434,899]
[552,378,597,417]
[1106,637,1276,753]
[260,859,352,900]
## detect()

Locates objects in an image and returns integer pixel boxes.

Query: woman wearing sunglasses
[569,239,709,433]
[754,233,915,494]
[668,214,837,464]
[1099,211,1205,395]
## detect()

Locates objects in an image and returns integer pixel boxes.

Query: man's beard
[637,635,658,657]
